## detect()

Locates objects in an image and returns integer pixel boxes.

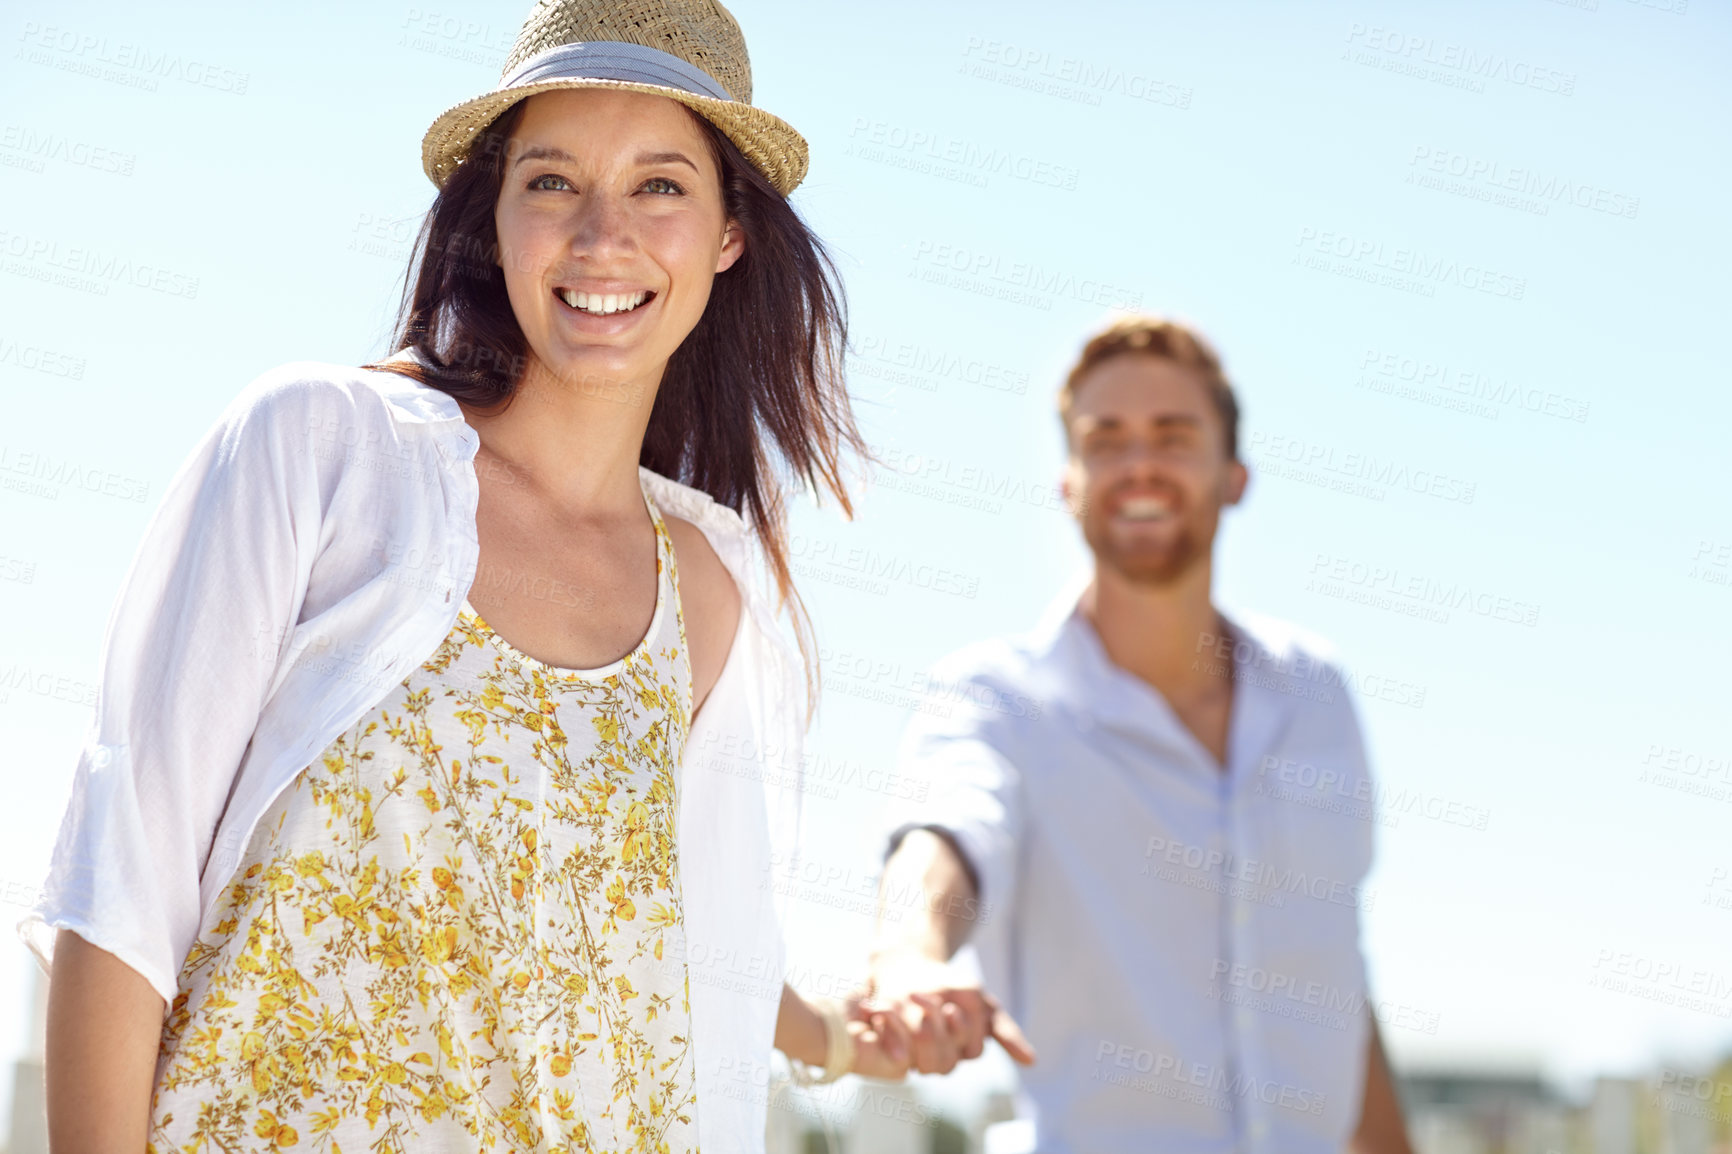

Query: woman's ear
[716,219,746,274]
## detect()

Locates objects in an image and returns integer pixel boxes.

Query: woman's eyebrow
[637,150,699,172]
[512,144,576,168]
[508,146,698,172]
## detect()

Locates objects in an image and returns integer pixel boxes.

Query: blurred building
[1396,1066,1731,1154]
[4,970,44,1154]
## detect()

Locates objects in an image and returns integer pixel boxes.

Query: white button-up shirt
[22,357,807,1153]
[889,590,1377,1154]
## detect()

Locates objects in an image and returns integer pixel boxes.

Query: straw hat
[420,0,808,195]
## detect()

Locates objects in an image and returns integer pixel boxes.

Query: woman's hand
[841,1013,910,1081]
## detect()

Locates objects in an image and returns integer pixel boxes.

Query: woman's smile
[555,287,656,316]
[552,282,661,334]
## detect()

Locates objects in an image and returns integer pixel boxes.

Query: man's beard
[1082,504,1217,586]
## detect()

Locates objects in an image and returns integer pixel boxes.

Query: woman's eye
[528,173,571,191]
[642,177,685,195]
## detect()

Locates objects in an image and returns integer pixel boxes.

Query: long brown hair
[376,97,863,698]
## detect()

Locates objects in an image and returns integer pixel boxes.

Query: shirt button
[92,748,112,769]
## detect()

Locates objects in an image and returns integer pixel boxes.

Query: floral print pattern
[148,499,698,1154]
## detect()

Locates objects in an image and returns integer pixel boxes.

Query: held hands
[841,1014,916,1081]
[788,993,914,1083]
[853,952,1036,1076]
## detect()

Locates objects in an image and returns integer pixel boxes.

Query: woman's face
[493,88,743,393]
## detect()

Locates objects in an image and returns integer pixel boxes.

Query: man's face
[1062,353,1247,586]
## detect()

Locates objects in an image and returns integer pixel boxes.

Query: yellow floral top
[148,495,699,1154]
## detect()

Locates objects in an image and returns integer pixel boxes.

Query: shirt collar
[1035,571,1287,685]
[1035,575,1300,781]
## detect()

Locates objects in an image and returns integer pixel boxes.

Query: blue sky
[1,0,1727,1129]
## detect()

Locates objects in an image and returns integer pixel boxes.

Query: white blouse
[22,355,807,1153]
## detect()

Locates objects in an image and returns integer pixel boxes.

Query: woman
[27,1,905,1149]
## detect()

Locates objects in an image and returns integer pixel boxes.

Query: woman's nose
[568,193,636,259]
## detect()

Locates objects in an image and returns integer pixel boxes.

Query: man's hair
[1058,316,1240,460]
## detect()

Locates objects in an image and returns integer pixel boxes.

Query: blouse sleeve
[20,374,325,1003]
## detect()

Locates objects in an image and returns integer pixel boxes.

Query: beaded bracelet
[790,998,856,1086]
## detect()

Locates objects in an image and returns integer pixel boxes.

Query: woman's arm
[773,982,828,1066]
[30,373,330,1137]
[774,983,909,1081]
[46,930,167,1151]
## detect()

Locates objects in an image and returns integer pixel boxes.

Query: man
[863,317,1413,1153]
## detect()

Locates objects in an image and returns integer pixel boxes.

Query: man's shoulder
[929,627,1053,686]
[1226,609,1345,673]
[916,626,1065,728]
[1222,609,1368,714]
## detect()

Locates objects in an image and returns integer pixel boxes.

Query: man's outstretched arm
[865,828,1035,1073]
[872,828,982,967]
[1351,1018,1414,1154]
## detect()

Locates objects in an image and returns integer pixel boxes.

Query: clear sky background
[1,0,1727,1132]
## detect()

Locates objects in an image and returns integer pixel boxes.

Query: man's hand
[859,952,1036,1074]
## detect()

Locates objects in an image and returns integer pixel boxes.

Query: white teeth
[560,289,648,315]
[1119,497,1174,520]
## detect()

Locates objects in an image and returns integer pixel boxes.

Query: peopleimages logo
[850,334,1030,396]
[1141,835,1373,910]
[1589,949,1732,1018]
[1407,146,1640,219]
[1342,23,1576,96]
[15,21,251,94]
[910,240,1144,310]
[0,229,200,300]
[1246,430,1478,505]
[1294,227,1526,300]
[958,37,1194,110]
[1306,553,1541,629]
[1258,756,1491,832]
[1091,1042,1327,1116]
[817,644,1045,720]
[0,335,86,380]
[873,446,1071,518]
[847,118,1081,191]
[0,444,150,503]
[0,124,135,175]
[1357,348,1591,424]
